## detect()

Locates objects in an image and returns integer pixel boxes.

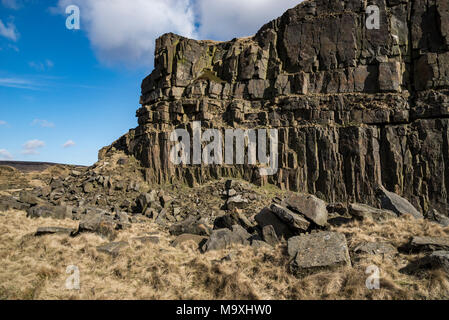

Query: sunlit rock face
[101,0,449,215]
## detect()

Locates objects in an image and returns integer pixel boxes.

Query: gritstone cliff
[100,0,449,215]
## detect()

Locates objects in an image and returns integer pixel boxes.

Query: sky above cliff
[0,0,299,165]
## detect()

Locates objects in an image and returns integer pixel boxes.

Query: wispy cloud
[0,19,18,41]
[63,140,76,148]
[0,149,13,160]
[0,77,41,90]
[0,120,7,126]
[29,60,54,71]
[22,139,45,155]
[32,119,55,128]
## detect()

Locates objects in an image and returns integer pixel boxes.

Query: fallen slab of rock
[283,193,328,226]
[423,251,449,273]
[255,207,295,240]
[376,186,422,219]
[409,236,449,252]
[288,231,351,274]
[169,216,211,236]
[225,195,248,210]
[269,203,310,232]
[27,204,72,220]
[75,212,119,240]
[35,227,75,236]
[202,225,251,252]
[353,242,397,257]
[425,209,449,227]
[349,203,397,222]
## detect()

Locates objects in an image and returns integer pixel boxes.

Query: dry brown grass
[1,210,449,300]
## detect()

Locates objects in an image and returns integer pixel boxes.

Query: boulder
[269,203,310,232]
[349,203,398,222]
[19,191,42,206]
[262,225,279,246]
[135,191,157,213]
[35,227,75,236]
[76,213,119,240]
[255,207,294,240]
[288,232,351,274]
[376,186,423,219]
[425,209,449,227]
[423,251,449,273]
[284,193,328,226]
[97,241,129,256]
[213,210,254,231]
[171,234,208,248]
[202,225,251,252]
[225,195,248,210]
[409,236,449,252]
[353,242,397,257]
[169,215,210,236]
[83,182,94,193]
[27,204,72,220]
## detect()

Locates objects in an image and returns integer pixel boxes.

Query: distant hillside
[0,161,85,172]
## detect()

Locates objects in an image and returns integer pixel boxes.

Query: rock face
[101,0,449,217]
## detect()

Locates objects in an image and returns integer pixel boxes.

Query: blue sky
[0,0,298,165]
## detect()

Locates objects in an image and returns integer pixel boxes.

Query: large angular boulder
[425,209,449,227]
[284,193,328,226]
[213,210,254,231]
[255,207,295,240]
[202,225,251,252]
[376,186,423,219]
[35,227,75,237]
[75,212,119,240]
[288,232,351,274]
[423,251,449,274]
[27,204,72,220]
[169,215,211,236]
[409,236,449,252]
[262,225,279,246]
[349,203,398,222]
[269,203,310,232]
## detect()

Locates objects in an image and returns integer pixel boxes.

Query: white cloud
[54,0,300,67]
[56,0,196,66]
[0,120,6,125]
[0,149,13,160]
[29,60,54,71]
[32,119,55,128]
[0,19,18,41]
[195,0,298,40]
[63,140,76,148]
[22,139,45,155]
